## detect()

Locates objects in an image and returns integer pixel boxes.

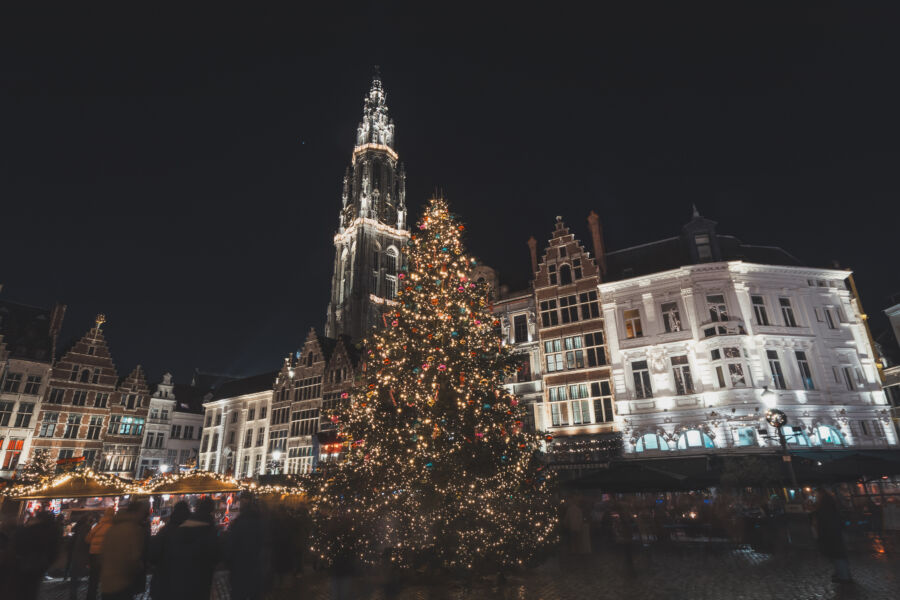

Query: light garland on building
[314,197,558,571]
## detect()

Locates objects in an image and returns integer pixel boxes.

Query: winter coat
[86,510,114,555]
[226,510,265,599]
[100,511,148,595]
[164,518,220,600]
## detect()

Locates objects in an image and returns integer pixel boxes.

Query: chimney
[527,236,538,275]
[587,211,607,278]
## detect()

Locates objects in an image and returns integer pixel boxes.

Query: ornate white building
[600,261,896,456]
[138,373,205,476]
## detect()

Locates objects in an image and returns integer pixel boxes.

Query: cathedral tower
[325,70,410,341]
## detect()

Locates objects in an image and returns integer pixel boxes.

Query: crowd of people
[0,495,313,600]
[558,487,864,584]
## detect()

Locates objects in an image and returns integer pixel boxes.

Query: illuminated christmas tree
[17,449,57,482]
[315,197,556,571]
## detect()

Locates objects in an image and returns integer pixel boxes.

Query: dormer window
[695,234,712,261]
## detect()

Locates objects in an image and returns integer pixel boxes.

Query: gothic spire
[356,67,395,149]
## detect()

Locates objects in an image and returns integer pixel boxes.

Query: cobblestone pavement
[40,537,900,600]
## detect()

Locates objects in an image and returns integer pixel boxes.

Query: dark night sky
[2,3,898,384]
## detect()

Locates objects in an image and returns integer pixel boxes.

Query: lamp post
[765,408,799,490]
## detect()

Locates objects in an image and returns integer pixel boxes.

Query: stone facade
[137,373,205,477]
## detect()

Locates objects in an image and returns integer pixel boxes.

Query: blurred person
[100,500,149,600]
[67,514,93,600]
[226,495,265,600]
[165,497,220,600]
[815,489,852,584]
[148,500,190,599]
[85,507,115,600]
[1,511,60,600]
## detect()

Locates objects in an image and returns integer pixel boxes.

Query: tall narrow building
[325,71,410,341]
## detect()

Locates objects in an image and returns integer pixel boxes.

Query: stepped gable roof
[338,335,363,367]
[119,365,150,395]
[0,300,55,362]
[209,370,277,401]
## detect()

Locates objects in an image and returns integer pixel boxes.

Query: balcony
[700,319,746,339]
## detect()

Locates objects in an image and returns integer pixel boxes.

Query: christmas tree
[315,197,556,571]
[17,448,57,482]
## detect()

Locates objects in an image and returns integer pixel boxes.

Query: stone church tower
[325,71,410,341]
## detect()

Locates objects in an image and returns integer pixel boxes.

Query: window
[660,302,682,333]
[39,412,59,437]
[244,429,253,448]
[782,426,809,446]
[795,351,814,390]
[591,380,614,423]
[0,402,13,426]
[559,264,572,285]
[290,409,320,437]
[63,414,81,438]
[86,416,102,440]
[108,415,122,434]
[623,309,642,339]
[215,412,222,426]
[1,373,22,393]
[184,425,195,440]
[632,360,653,399]
[706,295,728,322]
[583,331,607,367]
[272,407,291,425]
[94,393,109,408]
[817,307,838,329]
[211,432,219,452]
[72,390,88,406]
[150,408,159,419]
[80,369,90,383]
[733,427,757,447]
[767,350,786,390]
[559,246,567,258]
[751,296,769,326]
[385,276,397,299]
[87,346,95,356]
[201,434,210,453]
[123,394,137,410]
[513,314,528,343]
[779,298,797,327]
[268,430,287,453]
[559,295,579,323]
[579,291,600,320]
[231,412,239,424]
[573,258,582,279]
[564,336,584,370]
[228,430,236,445]
[161,410,169,420]
[695,234,712,261]
[256,427,265,446]
[23,375,42,395]
[118,416,145,436]
[671,356,695,395]
[710,347,747,388]
[58,449,74,461]
[539,299,559,327]
[2,438,24,470]
[813,425,844,447]
[14,403,34,428]
[70,365,79,381]
[91,368,101,384]
[254,454,262,475]
[548,264,557,285]
[170,424,182,439]
[205,414,212,427]
[384,249,397,274]
[841,366,856,391]
[676,429,715,449]
[635,433,668,452]
[548,387,568,427]
[242,455,250,478]
[48,388,65,404]
[248,407,256,421]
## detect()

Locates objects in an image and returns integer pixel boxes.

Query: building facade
[138,373,205,476]
[0,298,66,477]
[600,261,896,457]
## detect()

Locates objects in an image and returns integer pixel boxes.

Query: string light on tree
[314,197,558,571]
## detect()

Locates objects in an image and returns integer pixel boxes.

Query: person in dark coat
[164,497,220,600]
[815,489,852,583]
[67,515,93,600]
[4,512,62,600]
[148,501,190,599]
[226,496,266,600]
[101,500,150,600]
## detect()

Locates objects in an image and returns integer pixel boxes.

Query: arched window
[813,425,844,447]
[559,264,572,285]
[384,247,398,275]
[675,429,715,449]
[80,369,91,383]
[635,433,669,452]
[781,425,809,446]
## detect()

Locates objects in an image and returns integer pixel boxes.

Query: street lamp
[765,408,799,490]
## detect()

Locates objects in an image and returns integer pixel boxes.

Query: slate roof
[209,370,278,401]
[0,300,55,362]
[604,233,802,281]
[173,383,210,413]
